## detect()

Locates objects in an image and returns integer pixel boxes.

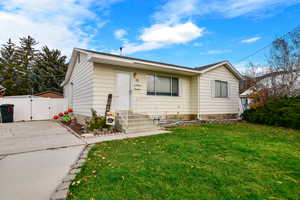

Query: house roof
[194,61,227,71]
[61,48,243,86]
[34,91,63,97]
[76,48,194,71]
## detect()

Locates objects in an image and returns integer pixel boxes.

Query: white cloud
[116,0,299,55]
[207,50,225,54]
[153,0,300,20]
[122,22,204,54]
[241,37,261,43]
[193,42,203,47]
[114,29,127,39]
[0,0,122,55]
[140,22,203,44]
[153,0,200,24]
[200,49,229,55]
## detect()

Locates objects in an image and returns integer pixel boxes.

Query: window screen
[147,75,179,96]
[215,80,228,97]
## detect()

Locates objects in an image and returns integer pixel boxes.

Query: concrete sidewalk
[84,130,171,144]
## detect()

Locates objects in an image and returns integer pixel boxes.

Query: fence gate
[0,97,68,121]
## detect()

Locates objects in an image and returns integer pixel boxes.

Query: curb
[50,144,93,200]
[57,121,85,141]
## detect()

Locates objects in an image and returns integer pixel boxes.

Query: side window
[215,80,228,97]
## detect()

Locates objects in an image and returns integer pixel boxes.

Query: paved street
[0,121,85,200]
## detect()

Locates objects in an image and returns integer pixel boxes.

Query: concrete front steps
[125,113,160,134]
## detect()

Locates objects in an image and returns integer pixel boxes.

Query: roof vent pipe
[120,47,123,56]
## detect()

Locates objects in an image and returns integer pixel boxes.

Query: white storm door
[116,72,131,110]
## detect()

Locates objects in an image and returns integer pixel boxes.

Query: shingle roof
[76,48,230,72]
[194,61,227,71]
[76,48,194,70]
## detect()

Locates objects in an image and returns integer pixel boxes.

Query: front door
[115,72,131,110]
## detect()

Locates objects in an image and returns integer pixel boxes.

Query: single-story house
[61,48,244,121]
[34,91,64,98]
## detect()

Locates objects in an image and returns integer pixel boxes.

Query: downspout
[197,75,201,120]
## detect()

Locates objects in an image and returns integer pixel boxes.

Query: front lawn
[68,123,300,200]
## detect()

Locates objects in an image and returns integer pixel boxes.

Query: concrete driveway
[0,121,84,155]
[0,121,85,200]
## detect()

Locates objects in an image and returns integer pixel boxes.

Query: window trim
[147,74,179,97]
[215,80,228,98]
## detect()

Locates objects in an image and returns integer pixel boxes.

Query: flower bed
[54,108,122,137]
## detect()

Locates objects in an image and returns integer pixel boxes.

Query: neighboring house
[62,48,244,121]
[0,85,5,97]
[240,71,300,109]
[34,91,64,98]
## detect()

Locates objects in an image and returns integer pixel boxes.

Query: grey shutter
[210,80,215,98]
[227,82,231,98]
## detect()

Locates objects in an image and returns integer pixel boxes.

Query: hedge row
[242,96,300,129]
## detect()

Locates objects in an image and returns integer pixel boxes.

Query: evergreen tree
[0,36,68,96]
[15,36,39,94]
[32,46,68,93]
[0,39,28,95]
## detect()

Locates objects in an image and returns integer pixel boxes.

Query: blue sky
[0,0,300,72]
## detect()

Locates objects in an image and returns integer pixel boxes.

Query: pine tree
[0,39,28,95]
[32,46,68,93]
[0,36,67,95]
[15,36,39,94]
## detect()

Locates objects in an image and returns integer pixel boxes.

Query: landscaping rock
[82,133,94,138]
[50,189,68,200]
[70,168,81,174]
[63,174,76,182]
[56,181,70,190]
[76,158,85,166]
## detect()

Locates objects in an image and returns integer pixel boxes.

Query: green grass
[68,123,300,200]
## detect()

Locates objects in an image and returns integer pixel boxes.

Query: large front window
[147,75,179,96]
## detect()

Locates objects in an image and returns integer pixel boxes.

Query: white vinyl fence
[0,97,68,121]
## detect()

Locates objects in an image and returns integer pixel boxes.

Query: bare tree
[268,27,300,98]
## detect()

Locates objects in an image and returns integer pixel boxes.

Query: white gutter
[197,75,201,120]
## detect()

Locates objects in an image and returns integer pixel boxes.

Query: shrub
[242,96,300,129]
[85,109,108,131]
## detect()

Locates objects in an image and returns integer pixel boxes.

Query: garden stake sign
[105,94,112,115]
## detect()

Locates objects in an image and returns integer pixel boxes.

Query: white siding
[93,63,197,117]
[190,76,199,115]
[199,65,240,115]
[64,53,93,116]
[93,63,115,115]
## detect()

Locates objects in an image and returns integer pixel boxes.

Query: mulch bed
[61,120,123,137]
[61,121,84,135]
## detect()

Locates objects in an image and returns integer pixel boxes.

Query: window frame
[147,74,179,97]
[215,80,228,98]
